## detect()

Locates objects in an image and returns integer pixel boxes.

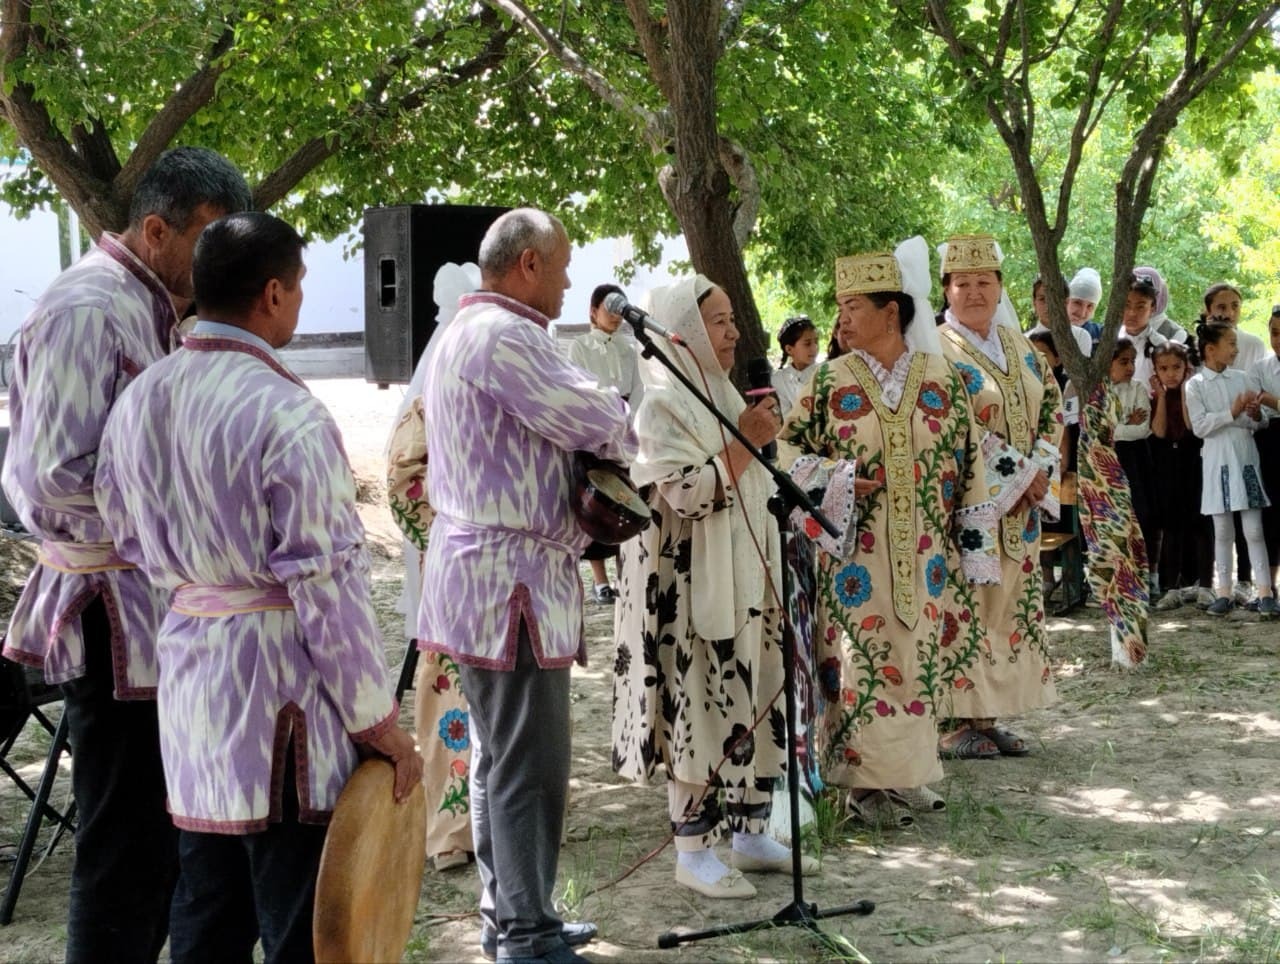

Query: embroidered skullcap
[937,234,1004,275]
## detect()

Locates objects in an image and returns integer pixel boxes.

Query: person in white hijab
[611,275,817,899]
[385,261,480,871]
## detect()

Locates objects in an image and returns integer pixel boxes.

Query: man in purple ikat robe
[1,147,250,962]
[417,209,636,964]
[94,213,423,962]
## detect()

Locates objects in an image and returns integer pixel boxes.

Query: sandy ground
[1,378,1278,963]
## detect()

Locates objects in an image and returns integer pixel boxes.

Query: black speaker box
[363,204,509,385]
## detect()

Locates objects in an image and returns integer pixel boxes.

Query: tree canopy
[1,1,1278,372]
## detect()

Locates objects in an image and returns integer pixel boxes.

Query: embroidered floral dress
[940,323,1063,718]
[779,350,997,790]
[1077,383,1149,668]
[387,396,473,860]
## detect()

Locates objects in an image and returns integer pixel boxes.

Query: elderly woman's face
[836,294,895,351]
[699,287,738,371]
[945,271,1002,331]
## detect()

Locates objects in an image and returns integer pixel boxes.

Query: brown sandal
[977,726,1030,756]
[939,729,999,760]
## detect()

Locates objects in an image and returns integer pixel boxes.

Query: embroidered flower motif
[723,723,756,765]
[940,611,959,647]
[958,527,985,551]
[954,362,984,395]
[449,758,468,777]
[917,381,952,418]
[614,642,631,677]
[996,455,1018,477]
[818,658,841,698]
[940,470,958,510]
[439,709,469,752]
[1022,511,1040,543]
[405,477,424,501]
[834,561,873,607]
[831,384,871,420]
[925,554,947,598]
[1024,351,1039,376]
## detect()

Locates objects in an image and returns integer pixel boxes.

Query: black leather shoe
[481,922,598,961]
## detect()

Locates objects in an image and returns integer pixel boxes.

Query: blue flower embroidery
[1025,351,1039,376]
[439,708,470,752]
[925,554,947,598]
[942,476,956,503]
[1022,510,1040,543]
[834,561,872,608]
[955,362,984,395]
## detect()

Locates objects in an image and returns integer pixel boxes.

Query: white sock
[676,847,731,885]
[731,831,789,861]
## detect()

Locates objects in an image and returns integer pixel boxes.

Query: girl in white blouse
[1184,320,1276,616]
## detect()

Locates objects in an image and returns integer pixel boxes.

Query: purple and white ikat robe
[417,292,637,669]
[2,235,177,695]
[95,327,396,832]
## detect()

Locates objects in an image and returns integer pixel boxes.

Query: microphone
[602,292,685,346]
[746,357,777,463]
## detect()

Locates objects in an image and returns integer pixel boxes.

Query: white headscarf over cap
[631,275,779,638]
[399,261,482,420]
[895,236,942,355]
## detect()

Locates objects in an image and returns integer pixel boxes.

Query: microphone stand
[629,324,875,956]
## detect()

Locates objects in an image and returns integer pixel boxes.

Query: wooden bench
[1040,474,1085,615]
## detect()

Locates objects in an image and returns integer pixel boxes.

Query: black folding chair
[0,656,75,926]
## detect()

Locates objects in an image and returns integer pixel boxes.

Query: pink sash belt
[38,540,135,574]
[171,583,294,617]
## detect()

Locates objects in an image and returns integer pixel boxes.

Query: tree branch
[0,0,116,232]
[253,19,514,211]
[717,0,749,54]
[115,25,237,202]
[622,0,673,102]
[485,0,665,149]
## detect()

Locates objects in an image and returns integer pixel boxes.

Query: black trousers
[59,595,178,964]
[168,746,327,964]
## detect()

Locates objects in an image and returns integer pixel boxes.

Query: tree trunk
[663,0,766,385]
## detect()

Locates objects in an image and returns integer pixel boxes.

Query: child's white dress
[1184,366,1270,513]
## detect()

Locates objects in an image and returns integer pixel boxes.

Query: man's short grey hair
[479,208,566,276]
[128,146,252,231]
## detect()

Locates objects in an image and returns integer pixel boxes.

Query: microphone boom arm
[629,325,841,540]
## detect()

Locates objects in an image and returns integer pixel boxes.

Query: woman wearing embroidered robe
[936,235,1064,758]
[778,238,998,825]
[612,276,809,900]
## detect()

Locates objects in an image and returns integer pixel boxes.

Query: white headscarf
[397,261,482,422]
[631,275,778,637]
[895,235,941,355]
[391,261,480,637]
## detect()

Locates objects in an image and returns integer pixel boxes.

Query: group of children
[1028,275,1280,618]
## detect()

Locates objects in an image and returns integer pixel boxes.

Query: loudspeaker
[363,204,509,385]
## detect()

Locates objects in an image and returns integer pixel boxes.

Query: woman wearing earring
[611,276,815,900]
[778,237,998,825]
[936,235,1064,759]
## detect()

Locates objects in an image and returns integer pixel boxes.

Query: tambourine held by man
[571,451,651,548]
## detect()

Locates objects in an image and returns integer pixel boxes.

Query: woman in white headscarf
[386,262,480,871]
[778,237,998,826]
[611,275,814,900]
[936,234,1064,759]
